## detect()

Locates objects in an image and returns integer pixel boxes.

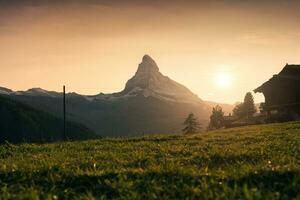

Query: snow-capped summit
[0,87,62,98]
[17,88,60,97]
[119,55,202,103]
[0,87,13,95]
[26,88,51,95]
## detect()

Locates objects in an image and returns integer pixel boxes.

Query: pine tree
[182,113,200,134]
[232,92,256,120]
[233,103,244,118]
[243,92,256,120]
[208,105,224,130]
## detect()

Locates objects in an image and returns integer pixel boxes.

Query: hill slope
[0,121,299,199]
[0,95,96,143]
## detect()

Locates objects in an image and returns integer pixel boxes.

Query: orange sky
[1,0,300,103]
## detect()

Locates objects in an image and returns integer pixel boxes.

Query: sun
[214,72,233,88]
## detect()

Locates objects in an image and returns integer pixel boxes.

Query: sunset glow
[214,72,233,89]
[1,2,300,198]
[0,1,300,104]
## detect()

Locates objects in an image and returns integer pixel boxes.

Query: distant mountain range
[0,95,96,143]
[0,55,234,137]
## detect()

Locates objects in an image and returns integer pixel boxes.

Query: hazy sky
[1,0,300,103]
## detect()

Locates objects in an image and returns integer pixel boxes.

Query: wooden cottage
[254,64,300,120]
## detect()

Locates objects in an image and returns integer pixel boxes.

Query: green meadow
[0,121,299,199]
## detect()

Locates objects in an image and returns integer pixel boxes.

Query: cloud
[1,0,300,7]
[0,0,300,39]
[239,32,300,46]
[0,0,171,8]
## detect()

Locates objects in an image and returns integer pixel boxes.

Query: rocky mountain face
[118,55,201,103]
[0,55,233,136]
[89,55,202,104]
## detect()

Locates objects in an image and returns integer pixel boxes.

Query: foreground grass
[0,122,300,199]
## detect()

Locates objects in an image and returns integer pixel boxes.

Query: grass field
[0,122,300,199]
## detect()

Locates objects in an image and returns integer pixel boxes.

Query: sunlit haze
[214,72,234,89]
[1,0,300,104]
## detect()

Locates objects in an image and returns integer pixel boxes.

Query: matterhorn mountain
[0,55,232,137]
[91,55,202,104]
[118,55,201,103]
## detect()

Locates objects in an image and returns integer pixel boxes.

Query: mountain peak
[136,54,159,75]
[122,55,161,93]
[120,55,202,104]
[142,54,155,62]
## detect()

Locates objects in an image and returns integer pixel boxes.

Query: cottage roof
[254,64,300,93]
[279,64,300,76]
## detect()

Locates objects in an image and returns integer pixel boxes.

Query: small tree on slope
[182,113,201,134]
[208,105,224,130]
[243,92,256,120]
[233,92,257,120]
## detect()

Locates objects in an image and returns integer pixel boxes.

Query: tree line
[182,92,257,134]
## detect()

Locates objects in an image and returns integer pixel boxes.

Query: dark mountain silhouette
[0,95,96,143]
[0,55,233,137]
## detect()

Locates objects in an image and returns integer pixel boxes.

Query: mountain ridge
[0,55,234,136]
[0,55,209,104]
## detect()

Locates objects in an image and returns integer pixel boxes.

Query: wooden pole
[63,85,66,140]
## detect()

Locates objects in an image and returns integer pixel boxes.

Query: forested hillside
[0,95,97,143]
